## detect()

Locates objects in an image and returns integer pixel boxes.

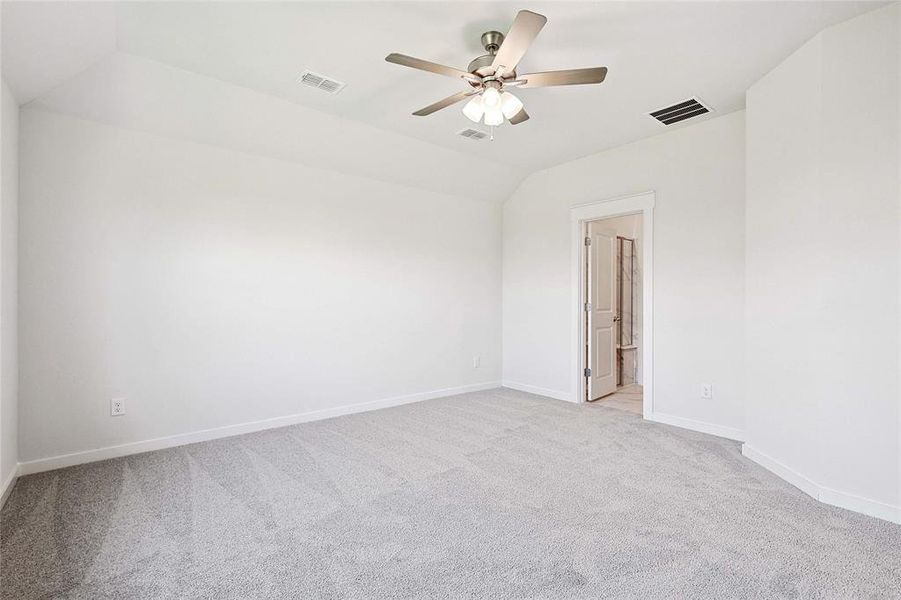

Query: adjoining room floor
[593,383,643,415]
[3,388,899,599]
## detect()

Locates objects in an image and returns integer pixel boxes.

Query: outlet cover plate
[111,398,126,416]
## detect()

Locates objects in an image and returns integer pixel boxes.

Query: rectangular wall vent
[297,70,346,95]
[648,97,711,126]
[457,128,488,140]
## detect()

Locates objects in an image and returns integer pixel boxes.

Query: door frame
[571,191,654,416]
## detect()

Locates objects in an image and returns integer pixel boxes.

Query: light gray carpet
[2,388,900,599]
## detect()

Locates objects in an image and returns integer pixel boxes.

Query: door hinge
[584,236,591,246]
[584,302,591,312]
[584,367,591,378]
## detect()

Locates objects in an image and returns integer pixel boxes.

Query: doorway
[571,192,654,416]
[584,214,643,411]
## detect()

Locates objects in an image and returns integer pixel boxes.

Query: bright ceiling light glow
[462,95,484,123]
[484,106,504,126]
[482,86,501,108]
[500,92,523,119]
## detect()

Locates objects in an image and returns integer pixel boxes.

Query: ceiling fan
[385,10,608,131]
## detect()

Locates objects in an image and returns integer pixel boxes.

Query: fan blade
[386,53,480,82]
[518,67,608,89]
[412,90,474,116]
[492,10,547,75]
[509,108,530,125]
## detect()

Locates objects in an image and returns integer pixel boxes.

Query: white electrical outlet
[111,398,126,416]
[701,384,713,400]
[473,355,481,369]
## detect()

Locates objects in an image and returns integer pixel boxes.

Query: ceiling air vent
[457,128,488,140]
[648,97,712,126]
[297,70,346,95]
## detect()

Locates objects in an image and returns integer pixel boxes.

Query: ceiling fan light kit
[484,107,504,127]
[462,95,485,122]
[464,90,522,132]
[481,84,502,108]
[385,9,609,137]
[500,92,524,119]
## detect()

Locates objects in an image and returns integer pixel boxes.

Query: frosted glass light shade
[462,95,484,123]
[483,106,504,126]
[482,86,501,108]
[500,92,523,119]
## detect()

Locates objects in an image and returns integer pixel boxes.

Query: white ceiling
[0,1,115,104]
[2,1,885,197]
[24,52,525,203]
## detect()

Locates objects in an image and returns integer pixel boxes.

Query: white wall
[1,78,19,495]
[18,109,502,464]
[503,111,746,436]
[745,4,900,518]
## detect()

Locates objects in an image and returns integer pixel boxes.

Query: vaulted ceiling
[1,1,882,202]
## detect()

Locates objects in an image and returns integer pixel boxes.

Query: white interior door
[587,222,617,400]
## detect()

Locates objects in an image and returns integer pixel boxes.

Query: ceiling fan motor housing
[481,31,504,53]
[468,31,515,80]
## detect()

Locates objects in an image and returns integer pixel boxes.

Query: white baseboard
[646,411,745,442]
[0,467,17,509]
[818,485,901,524]
[502,381,575,403]
[742,444,900,525]
[741,443,820,498]
[17,380,501,477]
